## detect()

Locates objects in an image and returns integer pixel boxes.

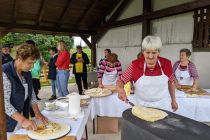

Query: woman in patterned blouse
[173,48,199,91]
[98,53,122,87]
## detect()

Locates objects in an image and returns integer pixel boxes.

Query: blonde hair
[142,36,162,52]
[16,43,40,60]
[58,41,68,51]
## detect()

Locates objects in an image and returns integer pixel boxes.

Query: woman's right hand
[21,118,37,130]
[118,88,127,102]
[98,84,104,88]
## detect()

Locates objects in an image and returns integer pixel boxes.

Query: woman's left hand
[35,113,48,124]
[171,100,178,112]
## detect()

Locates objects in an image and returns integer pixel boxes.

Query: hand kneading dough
[132,106,168,122]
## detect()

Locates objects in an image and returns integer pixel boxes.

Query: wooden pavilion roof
[0,0,121,36]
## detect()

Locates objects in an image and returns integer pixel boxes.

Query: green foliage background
[0,33,74,61]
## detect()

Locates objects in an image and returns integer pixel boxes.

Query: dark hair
[180,48,191,57]
[2,44,13,48]
[25,40,36,46]
[76,45,82,49]
[49,47,58,53]
[107,53,118,63]
[105,49,111,53]
[16,43,40,60]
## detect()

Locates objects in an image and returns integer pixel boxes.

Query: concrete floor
[37,83,121,140]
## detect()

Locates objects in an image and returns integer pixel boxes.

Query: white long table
[91,90,210,122]
[14,103,91,140]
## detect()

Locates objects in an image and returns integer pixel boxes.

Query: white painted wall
[151,12,194,44]
[152,0,195,11]
[97,23,142,70]
[151,12,210,88]
[193,53,210,88]
[97,0,210,88]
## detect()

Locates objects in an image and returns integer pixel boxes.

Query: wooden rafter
[96,0,132,42]
[79,33,92,49]
[57,0,73,27]
[12,0,18,23]
[0,22,96,35]
[108,0,131,23]
[147,0,210,20]
[96,0,210,31]
[142,0,151,39]
[76,0,98,27]
[37,0,48,25]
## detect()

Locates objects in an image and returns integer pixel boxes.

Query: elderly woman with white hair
[117,36,178,112]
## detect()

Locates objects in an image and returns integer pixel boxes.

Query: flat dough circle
[28,122,70,140]
[132,106,168,122]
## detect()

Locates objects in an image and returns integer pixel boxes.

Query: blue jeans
[56,70,69,97]
[51,80,57,96]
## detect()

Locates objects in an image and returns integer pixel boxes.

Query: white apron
[134,60,171,111]
[102,68,118,85]
[175,63,193,86]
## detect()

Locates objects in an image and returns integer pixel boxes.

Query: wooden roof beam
[79,33,93,49]
[96,0,132,42]
[0,22,96,35]
[147,0,210,19]
[37,0,48,25]
[12,0,18,23]
[57,0,73,27]
[76,0,98,27]
[96,0,210,31]
[108,0,131,23]
[142,0,151,39]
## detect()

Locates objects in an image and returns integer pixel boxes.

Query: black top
[70,52,90,74]
[48,54,58,80]
[2,53,13,64]
[3,61,33,132]
[122,108,210,140]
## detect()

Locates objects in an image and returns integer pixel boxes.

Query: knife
[127,99,135,107]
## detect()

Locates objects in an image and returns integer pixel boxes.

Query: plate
[84,88,113,97]
[28,122,70,140]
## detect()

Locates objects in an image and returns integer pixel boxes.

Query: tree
[0,33,74,61]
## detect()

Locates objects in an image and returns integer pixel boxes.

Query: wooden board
[177,85,210,95]
[9,134,76,140]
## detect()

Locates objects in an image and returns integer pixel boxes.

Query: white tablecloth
[91,90,210,122]
[15,103,91,140]
[90,93,134,119]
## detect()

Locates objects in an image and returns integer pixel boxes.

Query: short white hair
[142,36,162,51]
